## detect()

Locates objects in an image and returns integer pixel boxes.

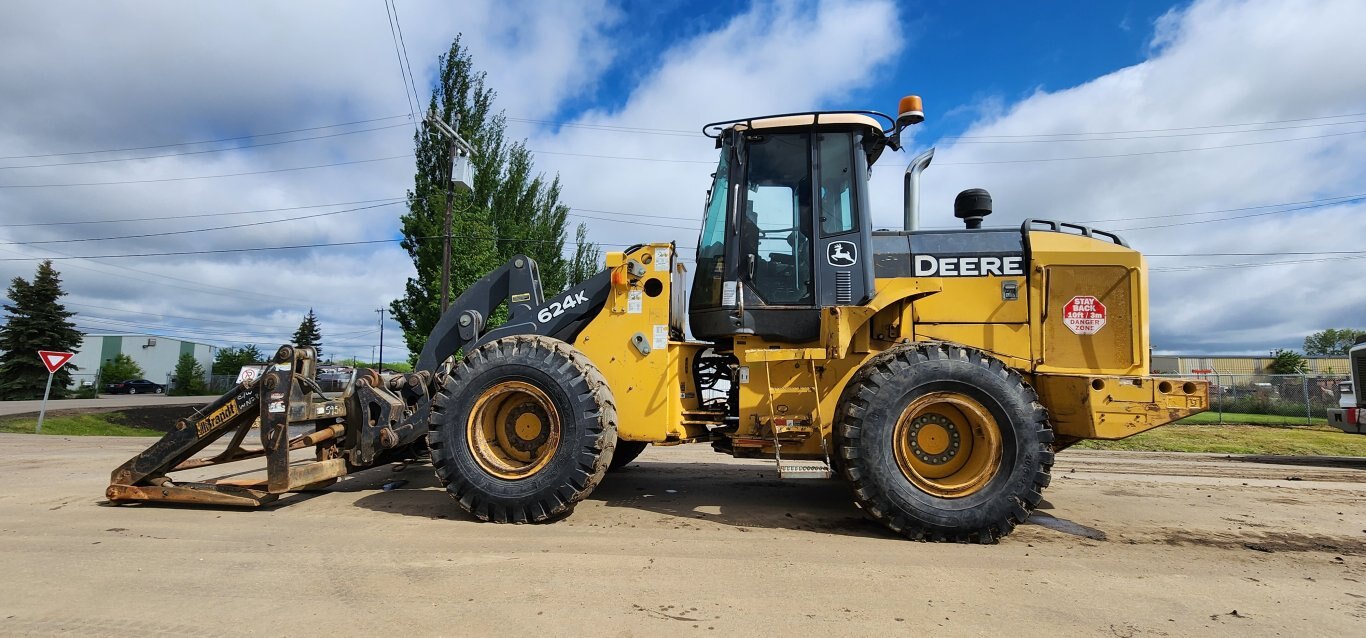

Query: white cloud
[7,0,1352,365]
[870,0,1366,353]
[0,0,620,361]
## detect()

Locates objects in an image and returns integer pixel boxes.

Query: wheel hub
[505,403,551,452]
[892,392,1003,498]
[466,381,561,480]
[908,414,961,465]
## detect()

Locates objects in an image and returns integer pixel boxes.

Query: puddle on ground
[1027,512,1107,540]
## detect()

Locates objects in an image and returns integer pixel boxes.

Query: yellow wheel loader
[108,96,1207,542]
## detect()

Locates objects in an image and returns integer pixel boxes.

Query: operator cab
[690,112,889,342]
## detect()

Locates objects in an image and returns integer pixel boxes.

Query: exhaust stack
[903,148,934,231]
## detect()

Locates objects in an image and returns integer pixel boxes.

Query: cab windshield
[692,140,731,306]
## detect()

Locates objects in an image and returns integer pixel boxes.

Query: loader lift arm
[106,254,612,507]
[415,254,612,374]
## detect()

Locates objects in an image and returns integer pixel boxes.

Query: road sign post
[36,350,75,434]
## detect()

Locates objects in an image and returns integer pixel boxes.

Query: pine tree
[292,309,323,358]
[0,261,83,400]
[391,35,599,359]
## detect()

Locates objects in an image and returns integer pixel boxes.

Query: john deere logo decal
[827,241,857,267]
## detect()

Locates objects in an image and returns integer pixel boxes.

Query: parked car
[105,379,165,395]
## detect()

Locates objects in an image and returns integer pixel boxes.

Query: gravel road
[0,434,1361,636]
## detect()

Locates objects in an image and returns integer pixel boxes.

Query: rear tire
[608,441,648,471]
[428,335,617,523]
[128,387,138,395]
[835,343,1053,543]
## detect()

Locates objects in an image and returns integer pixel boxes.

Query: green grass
[0,412,161,436]
[1076,422,1366,456]
[1177,411,1328,426]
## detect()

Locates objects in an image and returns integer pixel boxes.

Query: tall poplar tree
[0,261,83,399]
[391,35,599,359]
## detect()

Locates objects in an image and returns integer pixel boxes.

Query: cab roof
[703,111,891,139]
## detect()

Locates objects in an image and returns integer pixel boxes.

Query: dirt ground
[0,434,1362,637]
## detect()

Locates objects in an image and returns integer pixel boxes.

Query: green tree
[391,35,598,360]
[1303,328,1366,355]
[212,344,263,375]
[0,261,83,400]
[567,223,602,285]
[171,352,207,396]
[291,309,322,357]
[1268,348,1309,374]
[99,353,144,384]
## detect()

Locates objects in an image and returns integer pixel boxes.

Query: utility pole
[376,308,387,371]
[426,108,476,312]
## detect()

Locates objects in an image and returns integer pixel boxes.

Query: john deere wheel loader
[108,96,1208,542]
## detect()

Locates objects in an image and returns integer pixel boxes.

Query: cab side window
[744,133,812,305]
[817,132,856,235]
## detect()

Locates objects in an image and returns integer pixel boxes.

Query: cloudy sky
[0,0,1362,362]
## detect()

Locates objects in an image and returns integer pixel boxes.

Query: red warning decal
[1062,295,1106,335]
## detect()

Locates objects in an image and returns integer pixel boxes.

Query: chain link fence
[1159,373,1351,425]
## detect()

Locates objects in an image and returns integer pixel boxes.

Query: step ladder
[757,354,832,480]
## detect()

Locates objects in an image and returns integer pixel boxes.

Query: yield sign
[38,350,75,374]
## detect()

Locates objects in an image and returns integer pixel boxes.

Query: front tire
[428,336,617,523]
[835,343,1053,543]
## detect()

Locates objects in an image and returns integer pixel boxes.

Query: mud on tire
[835,343,1053,543]
[428,335,618,523]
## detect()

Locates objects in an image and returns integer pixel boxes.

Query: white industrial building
[68,333,215,388]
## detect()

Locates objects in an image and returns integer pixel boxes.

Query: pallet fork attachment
[105,254,610,508]
[107,345,367,506]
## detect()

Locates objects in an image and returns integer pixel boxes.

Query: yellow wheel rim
[893,391,1002,498]
[466,381,561,480]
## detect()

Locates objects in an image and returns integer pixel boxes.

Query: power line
[8,107,1364,165]
[73,311,381,340]
[0,201,403,246]
[0,240,373,309]
[0,233,652,262]
[1151,254,1366,272]
[381,0,418,120]
[0,197,404,228]
[572,206,700,222]
[936,128,1366,166]
[947,118,1366,144]
[566,211,699,231]
[0,115,411,160]
[0,154,412,189]
[72,320,383,349]
[1075,192,1366,224]
[61,300,299,327]
[948,110,1366,140]
[506,117,697,138]
[1147,251,1359,257]
[387,0,423,113]
[0,123,411,170]
[529,148,713,164]
[1115,196,1366,231]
